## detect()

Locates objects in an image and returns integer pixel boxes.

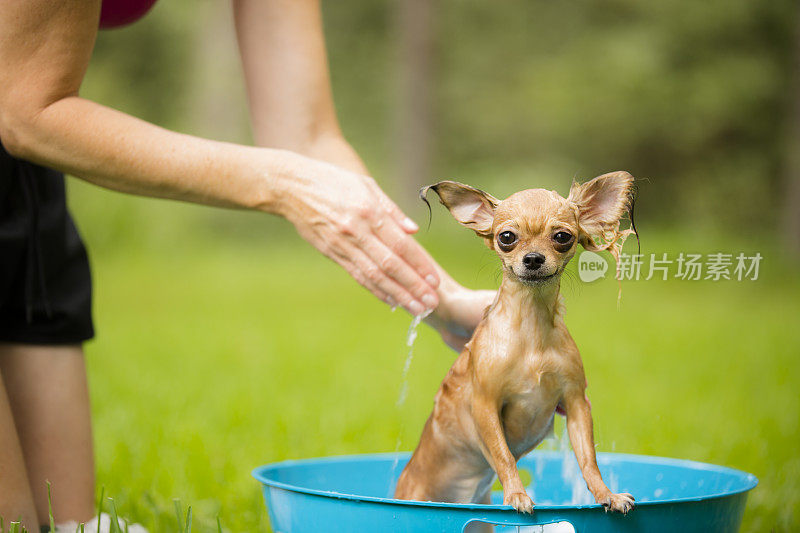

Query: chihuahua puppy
[395,172,636,517]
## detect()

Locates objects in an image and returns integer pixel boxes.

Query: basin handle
[462,518,576,533]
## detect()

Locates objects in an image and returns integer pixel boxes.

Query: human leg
[0,343,95,526]
[0,365,39,529]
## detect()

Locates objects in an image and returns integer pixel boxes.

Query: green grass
[0,483,175,533]
[76,227,799,532]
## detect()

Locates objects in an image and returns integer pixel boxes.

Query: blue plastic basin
[252,451,757,532]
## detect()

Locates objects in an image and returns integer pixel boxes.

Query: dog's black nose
[522,252,546,270]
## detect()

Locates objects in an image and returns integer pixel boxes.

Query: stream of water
[387,310,431,497]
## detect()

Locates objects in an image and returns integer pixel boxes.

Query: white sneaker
[54,512,148,533]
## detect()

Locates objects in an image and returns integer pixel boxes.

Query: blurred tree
[394,0,438,206]
[782,4,800,255]
[187,1,250,145]
[435,0,796,232]
[86,0,193,131]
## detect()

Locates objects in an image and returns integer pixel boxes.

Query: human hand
[273,152,440,315]
[426,276,495,351]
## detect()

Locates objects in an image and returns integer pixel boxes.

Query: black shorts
[0,143,94,344]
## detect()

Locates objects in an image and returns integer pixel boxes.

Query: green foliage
[87,1,194,131]
[434,0,795,230]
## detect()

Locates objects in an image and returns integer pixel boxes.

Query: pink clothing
[99,0,158,29]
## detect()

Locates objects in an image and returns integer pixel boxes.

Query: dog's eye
[497,231,518,251]
[552,231,573,245]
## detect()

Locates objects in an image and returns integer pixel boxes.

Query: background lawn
[77,204,799,531]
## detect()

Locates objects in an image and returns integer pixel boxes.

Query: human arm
[0,0,440,315]
[234,0,495,345]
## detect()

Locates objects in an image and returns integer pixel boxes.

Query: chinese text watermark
[578,251,762,283]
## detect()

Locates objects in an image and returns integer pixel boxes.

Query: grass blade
[216,515,223,533]
[108,499,121,533]
[172,500,184,532]
[184,506,191,533]
[96,487,105,533]
[47,481,55,533]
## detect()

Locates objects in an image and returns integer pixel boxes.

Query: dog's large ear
[567,171,634,248]
[420,181,499,236]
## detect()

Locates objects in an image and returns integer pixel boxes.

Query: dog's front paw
[504,491,534,514]
[600,492,635,515]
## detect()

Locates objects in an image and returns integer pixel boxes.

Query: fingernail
[425,274,439,287]
[386,296,397,307]
[402,218,419,232]
[409,301,425,316]
[422,293,437,309]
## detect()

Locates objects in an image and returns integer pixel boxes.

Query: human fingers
[332,189,438,294]
[372,217,440,291]
[357,230,438,311]
[331,241,428,316]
